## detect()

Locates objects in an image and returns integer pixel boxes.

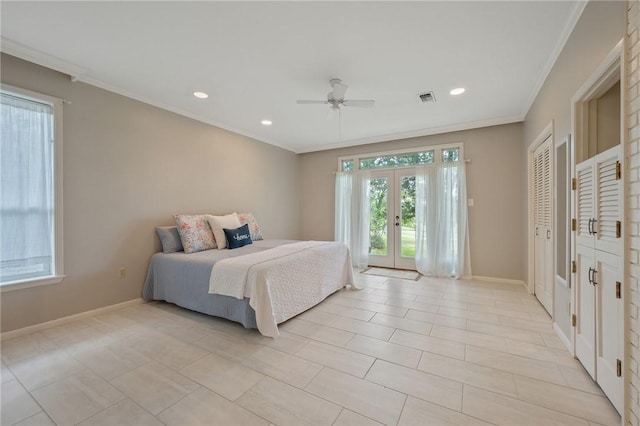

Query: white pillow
[206,213,241,249]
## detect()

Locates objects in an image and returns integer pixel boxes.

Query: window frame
[1,84,65,292]
[338,142,464,172]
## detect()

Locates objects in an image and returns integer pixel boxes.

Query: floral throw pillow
[237,212,263,240]
[173,214,217,253]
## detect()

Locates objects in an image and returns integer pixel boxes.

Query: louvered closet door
[594,146,621,256]
[533,137,553,314]
[575,159,594,249]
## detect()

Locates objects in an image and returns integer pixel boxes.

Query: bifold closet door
[533,136,553,314]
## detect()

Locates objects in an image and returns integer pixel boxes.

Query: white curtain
[335,171,370,268]
[415,162,471,278]
[0,93,54,282]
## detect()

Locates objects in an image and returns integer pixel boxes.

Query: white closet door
[575,159,594,249]
[575,243,596,379]
[533,137,553,314]
[595,250,623,413]
[594,146,621,256]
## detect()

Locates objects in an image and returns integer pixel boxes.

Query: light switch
[468,198,474,207]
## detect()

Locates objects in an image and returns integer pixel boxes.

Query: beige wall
[522,0,625,341]
[298,123,525,281]
[595,81,622,156]
[0,54,299,332]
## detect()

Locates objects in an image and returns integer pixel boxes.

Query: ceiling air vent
[418,91,436,103]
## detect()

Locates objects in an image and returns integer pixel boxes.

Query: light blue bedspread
[142,240,298,329]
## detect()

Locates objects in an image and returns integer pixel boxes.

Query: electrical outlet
[119,267,127,279]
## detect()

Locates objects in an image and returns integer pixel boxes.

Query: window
[442,147,459,162]
[359,151,434,170]
[341,159,354,172]
[1,86,64,289]
[338,143,463,172]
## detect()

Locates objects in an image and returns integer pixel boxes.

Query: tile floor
[0,272,622,426]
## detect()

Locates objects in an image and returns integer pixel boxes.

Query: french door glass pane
[369,177,388,255]
[401,176,416,257]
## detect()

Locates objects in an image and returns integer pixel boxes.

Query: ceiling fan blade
[343,100,375,108]
[297,100,330,104]
[331,82,348,100]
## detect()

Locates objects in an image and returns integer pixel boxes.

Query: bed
[142,239,356,337]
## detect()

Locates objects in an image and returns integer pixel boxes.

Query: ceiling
[0,1,584,153]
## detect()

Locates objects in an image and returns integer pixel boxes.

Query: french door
[368,169,416,270]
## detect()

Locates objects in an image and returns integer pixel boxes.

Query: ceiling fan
[296,79,375,111]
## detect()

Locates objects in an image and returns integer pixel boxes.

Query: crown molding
[0,37,297,153]
[522,0,588,117]
[0,37,87,79]
[295,114,525,154]
[77,75,296,153]
[0,37,528,155]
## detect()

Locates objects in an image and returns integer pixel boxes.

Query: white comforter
[208,241,357,337]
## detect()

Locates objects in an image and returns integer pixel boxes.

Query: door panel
[368,174,394,268]
[594,146,621,256]
[596,250,623,413]
[368,169,416,270]
[575,243,596,379]
[533,136,553,314]
[575,159,594,249]
[394,173,416,270]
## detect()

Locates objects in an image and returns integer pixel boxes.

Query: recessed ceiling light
[261,120,273,126]
[450,88,466,96]
[193,91,209,99]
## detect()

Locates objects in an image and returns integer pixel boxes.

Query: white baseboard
[1,298,145,341]
[472,275,527,287]
[553,322,573,353]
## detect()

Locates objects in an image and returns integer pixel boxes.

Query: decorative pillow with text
[223,224,253,249]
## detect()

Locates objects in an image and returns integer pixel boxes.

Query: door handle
[591,219,597,235]
[546,230,551,239]
[588,267,598,286]
[535,227,539,236]
[395,222,400,227]
[588,218,593,235]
